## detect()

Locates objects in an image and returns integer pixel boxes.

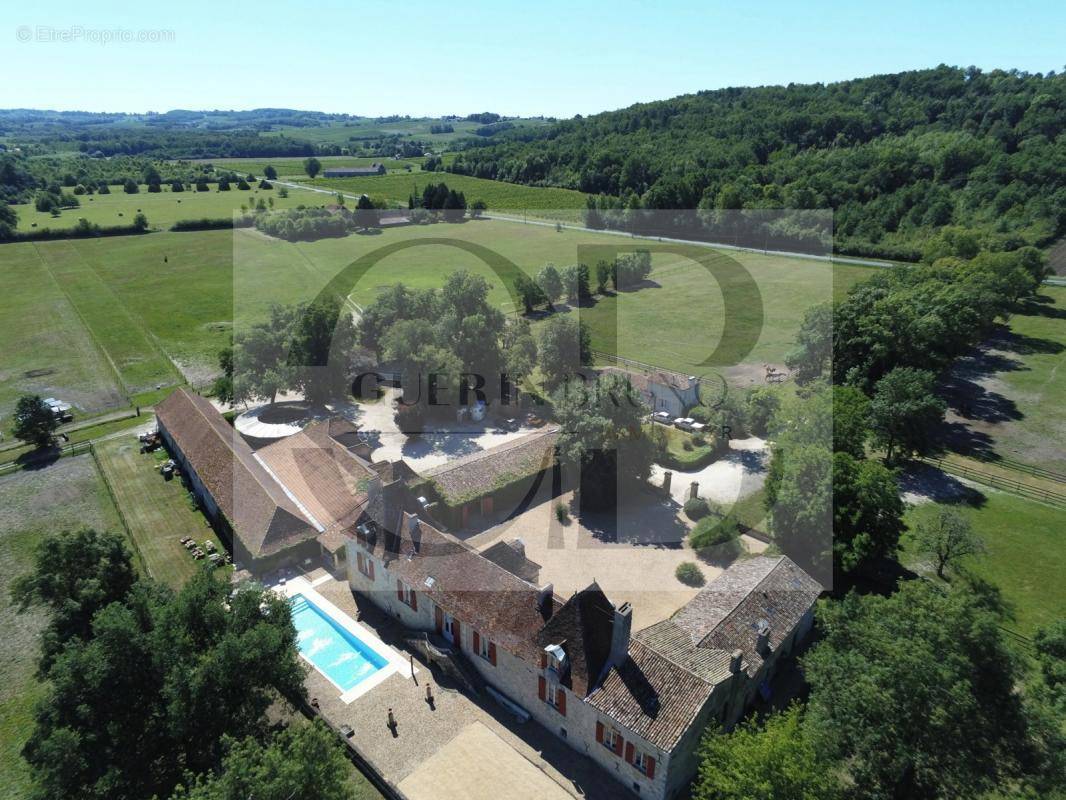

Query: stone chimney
[729,649,744,674]
[407,514,421,550]
[756,619,771,656]
[609,601,633,669]
[537,582,554,614]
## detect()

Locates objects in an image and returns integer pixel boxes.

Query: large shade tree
[869,367,946,462]
[804,581,1036,800]
[693,705,841,800]
[168,722,353,800]
[19,564,306,800]
[552,371,654,510]
[12,394,58,448]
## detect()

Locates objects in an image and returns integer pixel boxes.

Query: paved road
[276,178,1063,284]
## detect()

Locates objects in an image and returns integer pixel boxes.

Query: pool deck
[299,571,637,800]
[278,575,417,703]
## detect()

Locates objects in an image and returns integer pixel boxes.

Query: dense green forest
[448,66,1066,260]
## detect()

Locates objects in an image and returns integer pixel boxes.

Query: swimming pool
[290,593,389,692]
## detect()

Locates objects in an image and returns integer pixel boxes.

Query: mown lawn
[300,172,590,221]
[987,287,1066,472]
[0,455,122,800]
[0,242,127,418]
[11,182,311,232]
[93,437,225,589]
[0,219,871,421]
[901,491,1066,636]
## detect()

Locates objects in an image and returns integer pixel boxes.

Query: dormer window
[544,643,567,676]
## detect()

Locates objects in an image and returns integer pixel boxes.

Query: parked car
[673,417,696,431]
[42,397,74,423]
[651,411,673,425]
[501,417,520,432]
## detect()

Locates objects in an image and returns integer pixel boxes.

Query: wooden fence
[921,456,1066,508]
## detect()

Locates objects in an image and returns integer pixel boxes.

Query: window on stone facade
[356,552,374,580]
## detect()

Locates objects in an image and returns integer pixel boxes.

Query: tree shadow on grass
[15,446,63,471]
[898,462,988,508]
[1017,295,1066,320]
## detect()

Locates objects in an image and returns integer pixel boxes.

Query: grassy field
[299,173,590,221]
[902,492,1066,637]
[94,437,225,588]
[188,155,425,178]
[0,455,122,800]
[0,219,872,423]
[11,183,313,232]
[983,287,1066,472]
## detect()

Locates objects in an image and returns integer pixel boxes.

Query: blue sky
[3,0,1063,117]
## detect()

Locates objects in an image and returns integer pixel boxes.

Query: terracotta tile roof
[589,557,820,751]
[257,418,378,532]
[363,512,555,661]
[586,639,716,752]
[154,389,316,559]
[536,583,615,696]
[634,620,735,684]
[670,558,786,645]
[422,427,558,506]
[479,539,542,584]
[691,557,822,675]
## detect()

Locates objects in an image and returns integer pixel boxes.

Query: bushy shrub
[690,514,740,551]
[675,562,705,586]
[555,502,570,523]
[683,497,711,520]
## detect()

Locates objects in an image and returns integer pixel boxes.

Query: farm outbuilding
[323,164,386,177]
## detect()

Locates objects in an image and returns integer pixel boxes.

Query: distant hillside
[449,66,1066,260]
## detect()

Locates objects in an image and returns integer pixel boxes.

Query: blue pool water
[290,594,388,691]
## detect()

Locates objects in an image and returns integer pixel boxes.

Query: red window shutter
[453,619,460,646]
[646,756,656,779]
[488,642,496,666]
[410,590,417,612]
[556,688,566,716]
[614,735,624,757]
[369,559,374,580]
[538,676,546,701]
[540,651,547,669]
[435,607,443,633]
[625,742,634,764]
[473,631,480,653]
[357,553,364,573]
[596,722,604,744]
[396,579,403,602]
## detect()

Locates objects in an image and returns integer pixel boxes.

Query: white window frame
[603,726,621,752]
[546,677,561,709]
[633,749,648,774]
[477,631,491,661]
[400,582,416,608]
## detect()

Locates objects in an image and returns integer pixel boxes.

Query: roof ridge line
[631,633,727,687]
